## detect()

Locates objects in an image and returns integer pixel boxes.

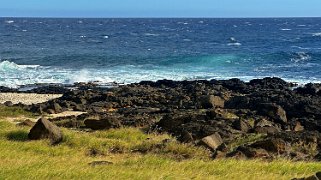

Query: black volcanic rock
[28,117,63,145]
[20,77,321,161]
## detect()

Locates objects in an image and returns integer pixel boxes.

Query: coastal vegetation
[0,119,320,179]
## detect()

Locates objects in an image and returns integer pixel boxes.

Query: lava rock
[84,117,122,130]
[28,117,63,145]
[257,103,287,124]
[200,132,224,151]
[198,95,225,109]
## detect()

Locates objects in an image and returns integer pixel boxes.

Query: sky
[0,0,320,18]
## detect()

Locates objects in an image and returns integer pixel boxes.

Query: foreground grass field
[0,117,321,179]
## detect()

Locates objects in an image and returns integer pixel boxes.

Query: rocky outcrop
[14,77,321,160]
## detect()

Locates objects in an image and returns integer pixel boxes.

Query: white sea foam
[144,33,159,36]
[280,28,292,31]
[227,43,242,46]
[291,52,311,63]
[5,20,14,24]
[312,32,321,37]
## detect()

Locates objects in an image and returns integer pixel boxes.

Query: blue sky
[0,0,320,17]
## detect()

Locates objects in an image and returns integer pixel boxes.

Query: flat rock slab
[48,111,87,119]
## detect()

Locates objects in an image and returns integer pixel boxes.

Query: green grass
[0,105,35,119]
[0,120,320,179]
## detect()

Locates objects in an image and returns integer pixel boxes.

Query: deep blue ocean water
[1,18,321,87]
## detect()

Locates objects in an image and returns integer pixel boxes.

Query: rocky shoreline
[2,77,321,161]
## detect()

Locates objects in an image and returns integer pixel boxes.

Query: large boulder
[28,117,63,145]
[225,96,250,109]
[257,103,287,124]
[198,95,225,109]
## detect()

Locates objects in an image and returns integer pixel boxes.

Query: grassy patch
[227,133,267,152]
[0,120,320,179]
[0,105,35,119]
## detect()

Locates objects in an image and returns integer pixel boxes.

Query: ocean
[1,18,321,88]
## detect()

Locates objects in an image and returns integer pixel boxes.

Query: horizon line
[1,16,321,19]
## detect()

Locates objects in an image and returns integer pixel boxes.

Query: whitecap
[183,39,192,42]
[227,43,242,46]
[280,28,292,31]
[144,33,159,36]
[103,35,109,39]
[80,35,86,38]
[312,32,321,37]
[5,20,14,24]
[291,52,311,63]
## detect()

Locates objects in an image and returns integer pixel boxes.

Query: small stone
[294,121,304,132]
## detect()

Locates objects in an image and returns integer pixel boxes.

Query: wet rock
[28,117,63,145]
[200,132,224,151]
